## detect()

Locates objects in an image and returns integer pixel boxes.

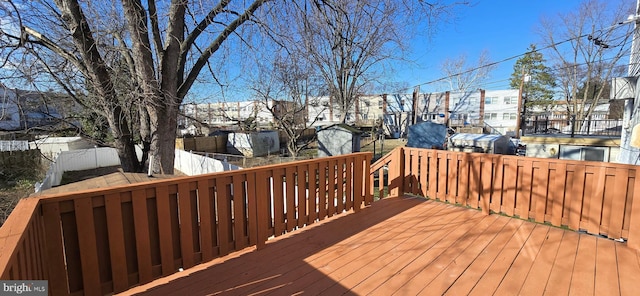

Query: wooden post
[515,68,525,138]
[355,96,360,124]
[389,147,405,197]
[444,92,450,126]
[412,88,419,124]
[382,94,388,114]
[479,89,485,126]
[627,174,640,250]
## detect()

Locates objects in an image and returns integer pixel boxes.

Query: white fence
[35,147,121,192]
[0,140,29,152]
[36,147,241,192]
[174,149,241,176]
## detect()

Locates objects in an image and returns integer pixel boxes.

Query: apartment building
[180,89,524,135]
[180,100,274,128]
[414,89,521,135]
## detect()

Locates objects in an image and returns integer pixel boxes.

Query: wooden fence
[4,145,640,295]
[176,135,228,153]
[371,147,640,247]
[0,153,371,295]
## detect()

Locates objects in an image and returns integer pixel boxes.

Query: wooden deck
[120,195,640,296]
[33,171,177,195]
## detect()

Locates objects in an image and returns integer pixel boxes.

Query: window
[485,97,497,104]
[560,146,608,162]
[503,96,518,104]
[502,113,517,120]
[378,100,383,109]
[485,113,498,120]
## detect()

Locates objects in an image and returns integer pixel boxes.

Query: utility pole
[412,88,419,124]
[515,68,526,138]
[479,89,485,126]
[444,91,450,127]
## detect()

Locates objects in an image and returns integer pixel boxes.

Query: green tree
[509,44,556,113]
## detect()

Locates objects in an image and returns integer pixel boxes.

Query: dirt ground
[0,182,36,225]
[360,138,406,158]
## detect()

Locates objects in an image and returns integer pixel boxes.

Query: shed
[448,133,511,154]
[406,122,447,149]
[317,124,363,157]
[227,131,280,157]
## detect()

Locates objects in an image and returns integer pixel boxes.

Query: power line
[403,17,636,94]
[424,48,635,94]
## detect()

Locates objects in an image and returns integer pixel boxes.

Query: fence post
[388,147,405,197]
[627,174,640,250]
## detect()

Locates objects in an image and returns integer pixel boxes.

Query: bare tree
[292,0,463,123]
[539,0,633,132]
[250,50,324,157]
[439,50,496,92]
[1,0,268,173]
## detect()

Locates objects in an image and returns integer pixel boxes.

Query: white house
[0,85,69,131]
[0,86,22,131]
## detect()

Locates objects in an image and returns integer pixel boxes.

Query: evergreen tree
[509,45,557,113]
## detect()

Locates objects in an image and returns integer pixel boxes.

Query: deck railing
[0,152,372,295]
[371,147,640,248]
[4,146,640,295]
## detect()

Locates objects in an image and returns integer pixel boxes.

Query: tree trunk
[148,103,178,174]
[113,134,138,172]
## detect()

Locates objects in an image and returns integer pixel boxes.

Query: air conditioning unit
[610,77,637,100]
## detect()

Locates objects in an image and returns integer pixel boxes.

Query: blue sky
[148,0,634,103]
[400,0,583,93]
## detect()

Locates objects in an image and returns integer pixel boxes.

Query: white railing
[0,140,28,152]
[174,149,241,175]
[35,147,120,192]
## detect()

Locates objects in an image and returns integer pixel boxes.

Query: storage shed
[226,131,280,157]
[29,136,94,158]
[448,133,511,154]
[406,121,447,149]
[317,124,363,157]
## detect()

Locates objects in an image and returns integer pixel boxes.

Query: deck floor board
[120,196,640,296]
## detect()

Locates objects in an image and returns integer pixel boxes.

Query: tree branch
[178,0,266,100]
[147,0,164,60]
[22,26,89,75]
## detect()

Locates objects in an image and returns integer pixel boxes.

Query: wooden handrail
[0,152,372,295]
[4,146,640,295]
[394,147,640,243]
